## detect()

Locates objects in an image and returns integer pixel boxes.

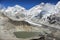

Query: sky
[0,0,59,9]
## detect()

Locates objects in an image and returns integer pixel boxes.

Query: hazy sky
[0,0,59,9]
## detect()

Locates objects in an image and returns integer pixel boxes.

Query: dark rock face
[47,15,56,24]
[47,14,60,24]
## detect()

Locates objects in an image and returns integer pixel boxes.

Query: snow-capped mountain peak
[4,5,27,21]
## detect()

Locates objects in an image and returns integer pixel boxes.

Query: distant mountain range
[0,1,60,29]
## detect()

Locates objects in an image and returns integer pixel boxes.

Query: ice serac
[4,5,27,21]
